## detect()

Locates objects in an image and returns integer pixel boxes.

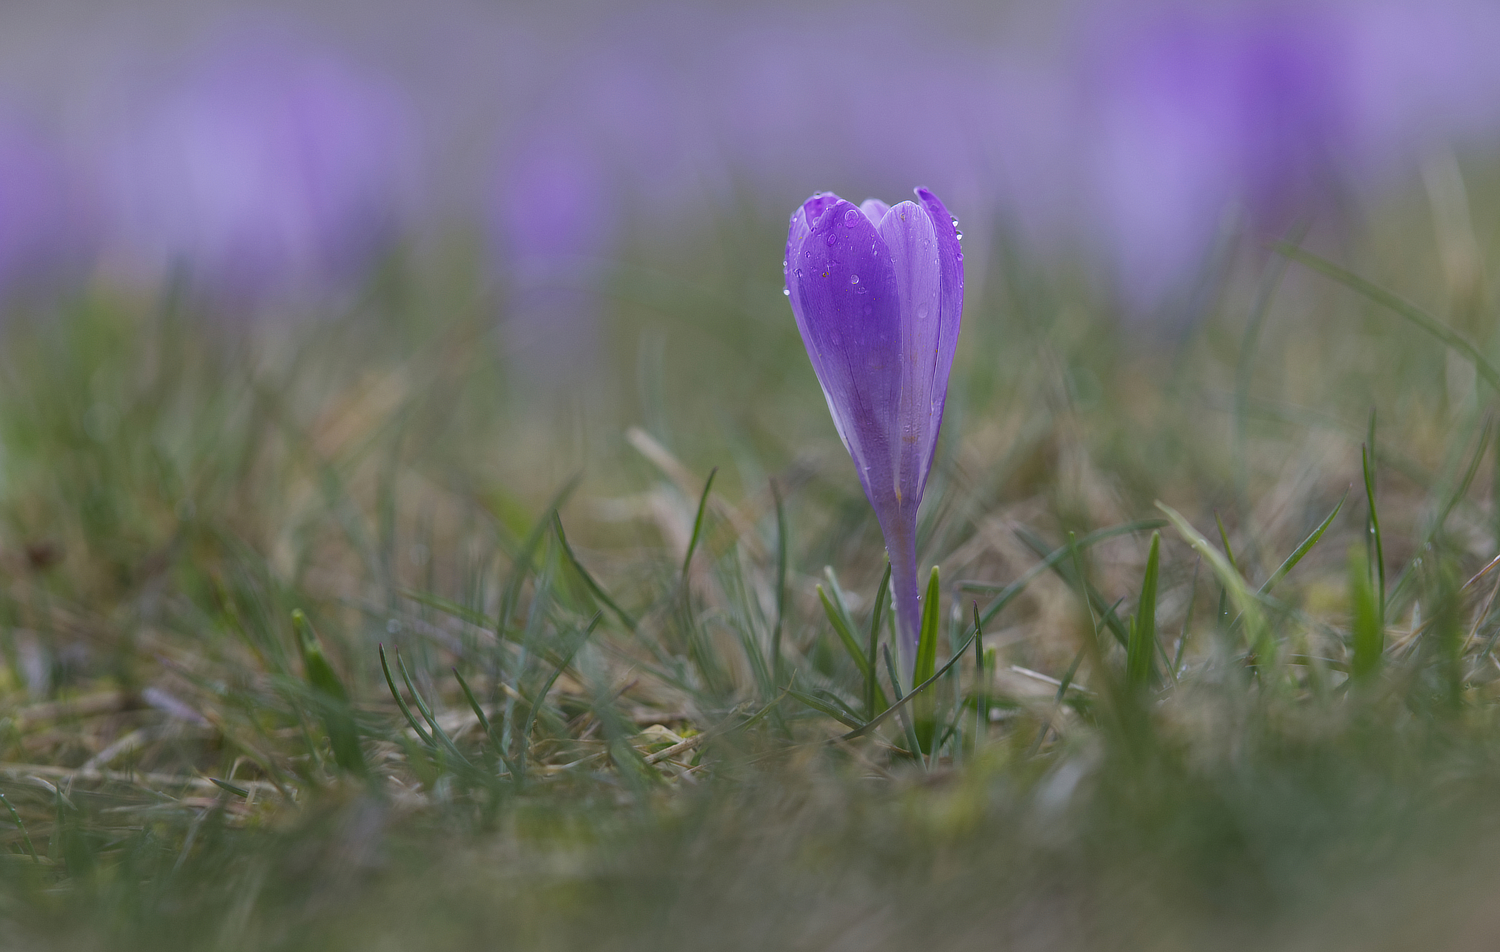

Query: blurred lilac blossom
[0,111,90,302]
[98,22,419,305]
[1070,3,1355,308]
[4,0,1500,317]
[785,189,963,676]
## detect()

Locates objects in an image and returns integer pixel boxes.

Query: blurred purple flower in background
[785,188,963,676]
[0,110,90,303]
[98,22,418,306]
[2,0,1499,327]
[1074,2,1355,309]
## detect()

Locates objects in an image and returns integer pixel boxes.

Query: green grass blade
[914,566,942,688]
[500,473,582,636]
[912,566,942,751]
[881,644,925,761]
[397,652,471,767]
[1172,557,1202,677]
[293,610,365,776]
[1258,489,1347,597]
[681,467,719,580]
[379,643,433,747]
[840,624,979,742]
[1017,526,1132,649]
[1215,511,1241,577]
[1363,432,1386,615]
[972,602,987,740]
[210,778,250,798]
[1349,547,1384,681]
[771,480,788,684]
[1157,501,1269,662]
[0,791,38,862]
[517,612,604,780]
[1127,532,1161,690]
[819,584,871,680]
[553,514,637,631]
[453,666,513,773]
[868,562,891,718]
[1276,242,1500,393]
[787,688,866,730]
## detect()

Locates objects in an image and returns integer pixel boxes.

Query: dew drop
[782,288,790,296]
[843,208,861,228]
[782,259,788,272]
[917,305,929,319]
[825,231,838,246]
[955,230,964,241]
[794,268,803,278]
[850,274,859,285]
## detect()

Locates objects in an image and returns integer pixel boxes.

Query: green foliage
[3,175,1500,951]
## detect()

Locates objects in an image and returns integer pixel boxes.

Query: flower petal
[786,197,902,519]
[784,191,842,293]
[877,200,944,508]
[913,186,964,492]
[858,198,892,226]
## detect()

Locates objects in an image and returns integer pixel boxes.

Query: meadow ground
[2,177,1500,950]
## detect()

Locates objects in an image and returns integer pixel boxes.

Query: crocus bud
[784,187,963,677]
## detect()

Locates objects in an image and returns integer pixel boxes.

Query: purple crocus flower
[99,22,418,306]
[785,188,963,677]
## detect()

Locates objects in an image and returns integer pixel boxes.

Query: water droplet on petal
[782,288,790,296]
[794,268,803,278]
[917,305,929,319]
[850,274,859,285]
[843,208,861,228]
[825,231,838,246]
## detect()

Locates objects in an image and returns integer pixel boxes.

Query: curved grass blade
[293,610,365,776]
[681,467,719,580]
[1157,501,1269,662]
[868,562,891,718]
[0,791,38,862]
[788,688,866,730]
[972,602,988,740]
[210,778,250,798]
[379,643,433,747]
[1019,526,1131,649]
[1259,489,1347,597]
[517,611,604,780]
[913,566,942,751]
[1276,243,1500,393]
[840,625,980,742]
[454,666,514,774]
[1363,433,1386,613]
[1215,511,1241,577]
[819,583,870,680]
[1171,557,1202,678]
[772,479,788,684]
[1127,532,1161,690]
[401,589,493,632]
[881,645,924,760]
[500,473,582,636]
[964,519,1166,629]
[1349,548,1384,680]
[554,513,637,631]
[397,652,471,767]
